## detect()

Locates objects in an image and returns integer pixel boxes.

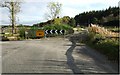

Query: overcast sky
[0,0,119,25]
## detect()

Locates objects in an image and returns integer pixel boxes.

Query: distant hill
[74,7,119,26]
[33,16,76,27]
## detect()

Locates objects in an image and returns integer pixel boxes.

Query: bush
[94,38,118,61]
[84,25,119,62]
[43,24,72,30]
[19,26,26,39]
[86,36,119,62]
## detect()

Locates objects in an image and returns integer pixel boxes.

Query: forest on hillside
[74,7,119,26]
[33,16,75,27]
[33,7,119,27]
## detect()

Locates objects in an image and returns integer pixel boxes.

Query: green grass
[84,26,119,62]
[86,38,119,61]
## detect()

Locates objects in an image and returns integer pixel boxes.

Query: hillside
[74,7,119,26]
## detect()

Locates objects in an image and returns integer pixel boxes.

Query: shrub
[95,38,118,61]
[19,26,26,39]
[85,24,119,62]
[43,24,73,34]
[43,24,72,30]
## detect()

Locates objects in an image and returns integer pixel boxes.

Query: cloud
[58,0,119,6]
[58,0,119,17]
[0,8,10,24]
[0,0,119,25]
[23,0,57,3]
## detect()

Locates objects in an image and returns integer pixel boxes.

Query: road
[1,35,119,74]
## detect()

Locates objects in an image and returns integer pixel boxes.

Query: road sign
[50,30,53,34]
[60,30,65,34]
[36,30,45,37]
[55,30,58,34]
[45,30,48,34]
[45,30,65,34]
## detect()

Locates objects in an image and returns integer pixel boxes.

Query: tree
[74,6,119,26]
[0,0,21,34]
[53,17,62,25]
[69,18,76,27]
[92,17,99,24]
[62,16,70,24]
[45,2,62,20]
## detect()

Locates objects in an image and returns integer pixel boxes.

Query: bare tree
[0,0,21,34]
[45,2,62,20]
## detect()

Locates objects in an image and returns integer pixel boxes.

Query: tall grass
[86,24,119,62]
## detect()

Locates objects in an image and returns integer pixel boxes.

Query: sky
[0,0,119,25]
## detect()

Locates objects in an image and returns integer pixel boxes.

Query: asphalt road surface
[1,36,119,74]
